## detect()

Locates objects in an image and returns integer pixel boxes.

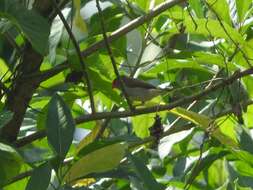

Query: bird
[112,76,172,103]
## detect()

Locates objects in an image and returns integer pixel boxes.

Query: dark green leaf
[128,153,164,190]
[0,0,50,54]
[0,110,13,129]
[25,163,51,190]
[46,94,75,160]
[0,143,23,186]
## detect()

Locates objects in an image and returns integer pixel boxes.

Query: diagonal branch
[51,0,96,113]
[34,0,186,83]
[81,0,186,57]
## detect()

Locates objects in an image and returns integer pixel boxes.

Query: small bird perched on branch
[112,76,172,103]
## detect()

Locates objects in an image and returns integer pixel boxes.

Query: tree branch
[75,68,253,123]
[14,69,253,148]
[81,0,186,57]
[34,0,186,83]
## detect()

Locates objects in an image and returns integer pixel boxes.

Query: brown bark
[0,0,53,142]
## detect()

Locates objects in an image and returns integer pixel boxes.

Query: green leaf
[236,0,252,22]
[170,107,238,148]
[147,58,213,75]
[184,18,244,45]
[237,128,253,155]
[25,163,51,190]
[227,163,253,188]
[132,113,156,138]
[185,150,229,187]
[48,11,66,63]
[75,125,103,154]
[206,0,232,25]
[0,143,23,186]
[128,154,164,190]
[189,0,204,18]
[89,6,123,36]
[46,94,75,160]
[76,138,124,158]
[0,58,11,80]
[0,0,50,55]
[64,142,127,183]
[0,110,13,129]
[173,157,186,177]
[73,0,88,34]
[88,68,121,104]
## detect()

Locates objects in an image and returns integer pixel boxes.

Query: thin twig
[14,130,46,148]
[206,1,252,67]
[95,0,134,111]
[51,0,96,114]
[184,132,208,190]
[167,69,223,131]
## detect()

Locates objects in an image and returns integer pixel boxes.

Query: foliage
[0,0,253,189]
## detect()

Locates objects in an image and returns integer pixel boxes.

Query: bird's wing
[122,76,157,89]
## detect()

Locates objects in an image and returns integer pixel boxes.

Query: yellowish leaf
[170,107,238,148]
[73,0,88,34]
[64,143,127,183]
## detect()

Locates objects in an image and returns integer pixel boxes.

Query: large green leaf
[132,113,156,138]
[0,143,23,186]
[185,149,229,187]
[0,110,13,129]
[184,18,244,45]
[0,0,50,55]
[46,94,75,160]
[236,0,252,22]
[128,153,164,190]
[64,142,127,183]
[170,107,238,148]
[206,0,232,25]
[227,163,253,188]
[25,163,52,190]
[189,0,204,18]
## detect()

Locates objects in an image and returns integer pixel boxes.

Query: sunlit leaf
[64,142,127,183]
[170,107,238,148]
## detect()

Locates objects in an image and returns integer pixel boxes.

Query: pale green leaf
[64,143,127,183]
[170,107,238,148]
[73,0,88,34]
